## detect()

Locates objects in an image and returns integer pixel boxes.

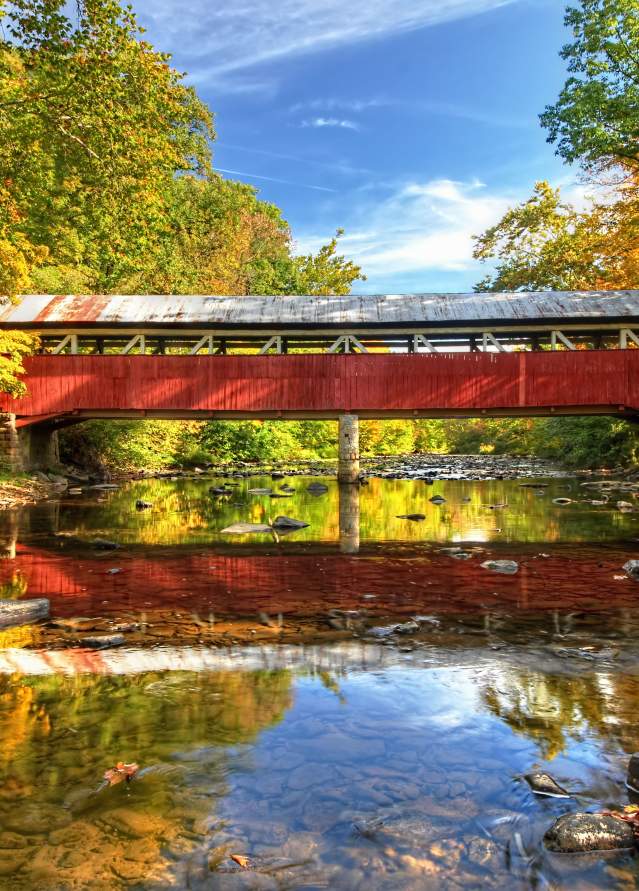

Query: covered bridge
[1,290,639,476]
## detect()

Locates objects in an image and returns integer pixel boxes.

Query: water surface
[1,463,639,889]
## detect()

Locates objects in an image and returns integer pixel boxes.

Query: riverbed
[1,457,639,889]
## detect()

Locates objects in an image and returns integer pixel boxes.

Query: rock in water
[525,772,571,798]
[623,560,639,580]
[307,483,328,496]
[247,488,273,495]
[78,634,125,649]
[396,513,426,521]
[626,753,639,792]
[220,523,273,534]
[91,539,120,550]
[544,813,635,853]
[429,495,446,505]
[271,516,309,530]
[481,559,519,575]
[135,500,153,510]
[552,498,572,506]
[0,598,49,628]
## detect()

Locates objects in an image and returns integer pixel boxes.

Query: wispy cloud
[292,96,532,129]
[290,98,385,114]
[216,167,336,192]
[300,117,360,131]
[140,0,516,85]
[295,178,513,289]
[216,142,371,177]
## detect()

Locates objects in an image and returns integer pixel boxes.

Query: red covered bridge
[1,290,639,474]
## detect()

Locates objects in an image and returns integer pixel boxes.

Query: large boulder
[544,813,635,853]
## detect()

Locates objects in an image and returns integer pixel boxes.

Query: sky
[135,0,573,293]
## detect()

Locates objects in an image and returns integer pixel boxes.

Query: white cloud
[139,0,516,83]
[294,178,513,288]
[300,117,360,131]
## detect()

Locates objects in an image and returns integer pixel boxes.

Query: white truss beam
[620,328,639,349]
[189,335,214,355]
[259,335,284,355]
[413,335,438,353]
[52,334,78,355]
[550,330,576,351]
[481,332,505,353]
[121,335,146,355]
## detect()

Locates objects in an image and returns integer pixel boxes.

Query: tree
[290,230,366,296]
[473,180,639,291]
[1,0,214,291]
[540,0,639,172]
[472,182,603,291]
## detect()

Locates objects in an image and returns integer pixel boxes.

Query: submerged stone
[220,523,273,534]
[626,753,639,792]
[544,813,635,853]
[481,560,519,574]
[135,500,153,510]
[429,496,446,505]
[623,560,639,579]
[271,516,309,530]
[525,772,571,798]
[91,539,120,550]
[307,483,329,495]
[396,514,426,521]
[78,634,125,649]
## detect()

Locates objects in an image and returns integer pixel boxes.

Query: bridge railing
[34,326,639,356]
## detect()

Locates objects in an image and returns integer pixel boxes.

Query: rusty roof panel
[2,291,639,328]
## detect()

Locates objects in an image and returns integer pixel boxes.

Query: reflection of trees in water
[35,475,637,547]
[482,669,639,760]
[0,669,293,887]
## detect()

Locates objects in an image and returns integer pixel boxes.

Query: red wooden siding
[1,352,638,418]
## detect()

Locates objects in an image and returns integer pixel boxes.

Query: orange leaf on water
[230,854,250,869]
[103,761,140,785]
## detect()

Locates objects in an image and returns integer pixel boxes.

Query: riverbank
[0,473,61,508]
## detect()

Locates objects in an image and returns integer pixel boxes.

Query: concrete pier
[0,414,59,473]
[338,414,359,484]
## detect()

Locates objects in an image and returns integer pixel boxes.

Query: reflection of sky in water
[1,638,639,886]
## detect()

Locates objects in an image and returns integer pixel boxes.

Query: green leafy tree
[540,0,639,171]
[472,181,605,291]
[290,230,366,296]
[1,0,214,291]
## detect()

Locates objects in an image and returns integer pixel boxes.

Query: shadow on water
[0,470,639,887]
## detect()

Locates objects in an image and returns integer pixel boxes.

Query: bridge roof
[2,291,639,329]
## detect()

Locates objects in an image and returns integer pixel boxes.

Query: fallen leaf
[103,761,140,786]
[230,854,250,869]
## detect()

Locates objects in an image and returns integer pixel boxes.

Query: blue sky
[137,0,573,293]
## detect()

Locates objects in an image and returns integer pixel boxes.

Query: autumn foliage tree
[0,0,364,400]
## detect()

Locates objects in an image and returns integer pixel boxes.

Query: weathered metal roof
[2,291,639,328]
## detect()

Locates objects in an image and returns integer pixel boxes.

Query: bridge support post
[0,414,24,474]
[338,413,359,484]
[23,424,60,471]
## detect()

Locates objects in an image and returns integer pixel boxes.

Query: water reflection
[339,482,360,554]
[1,633,639,888]
[9,474,639,548]
[1,473,639,887]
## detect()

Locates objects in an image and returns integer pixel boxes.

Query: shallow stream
[1,458,639,889]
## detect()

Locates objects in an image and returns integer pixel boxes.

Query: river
[1,458,639,889]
